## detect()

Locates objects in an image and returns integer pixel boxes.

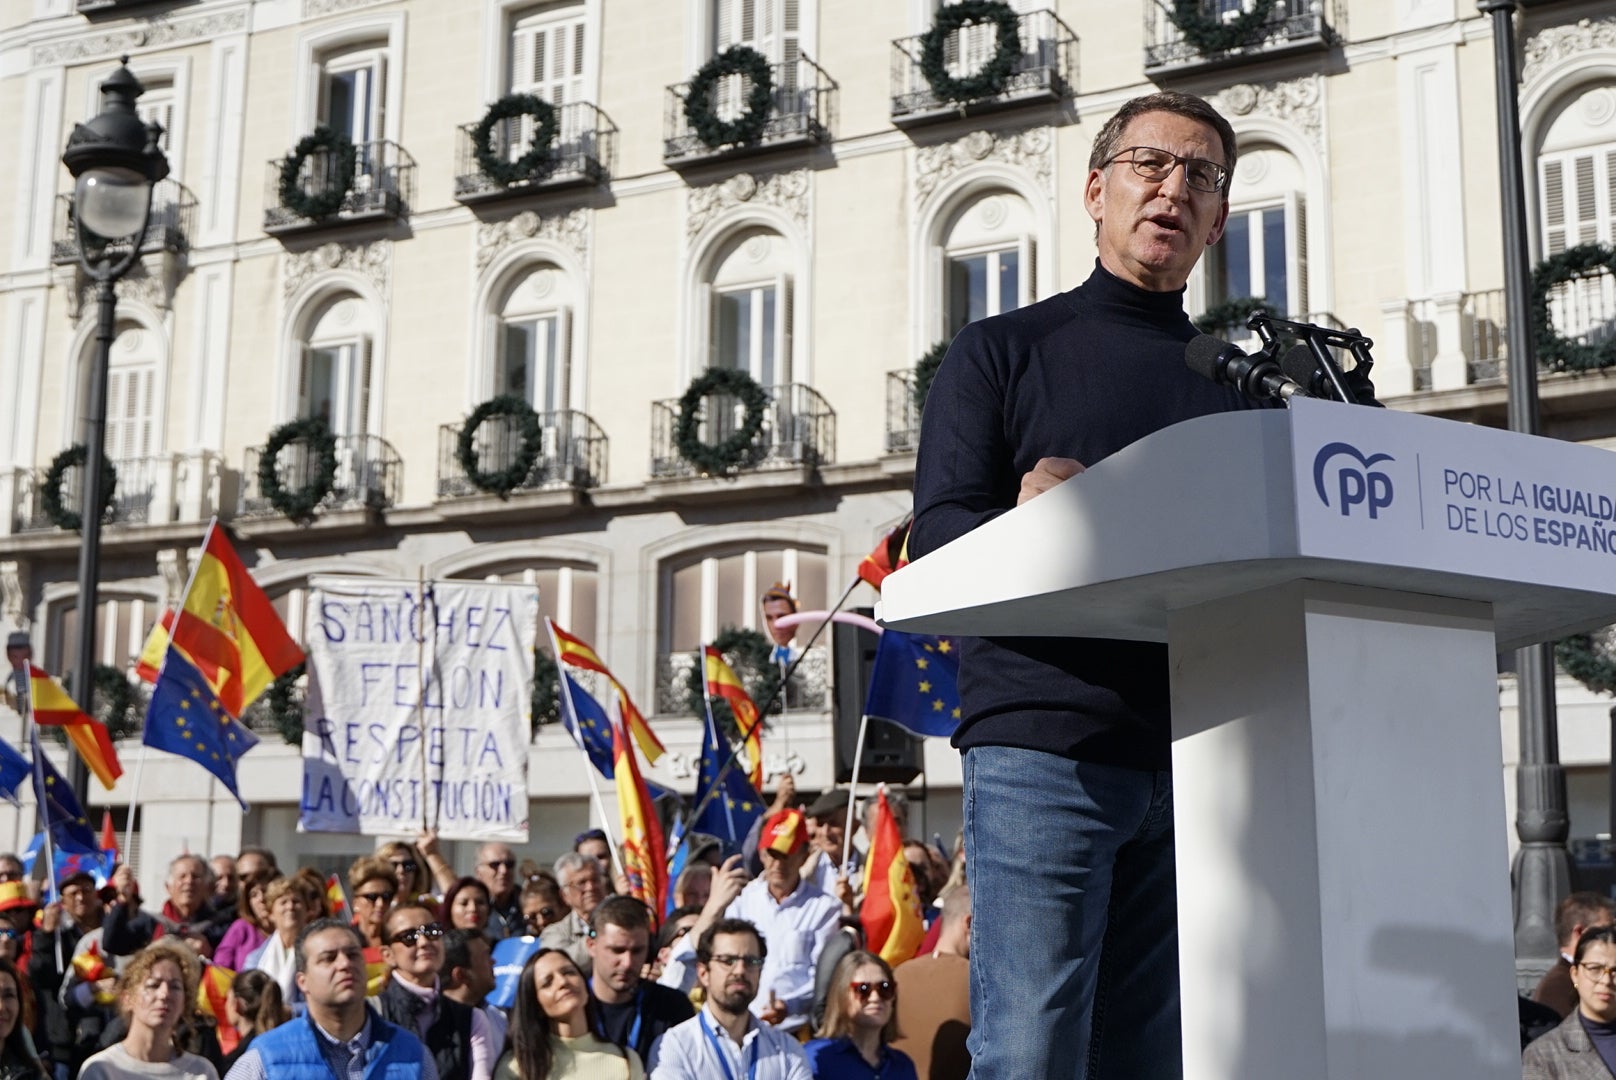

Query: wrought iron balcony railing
[454,101,616,204]
[655,644,831,716]
[17,453,183,532]
[886,370,921,455]
[51,178,197,266]
[664,56,835,165]
[238,433,402,517]
[650,382,835,479]
[436,409,607,498]
[264,139,415,235]
[891,9,1077,124]
[1143,0,1338,76]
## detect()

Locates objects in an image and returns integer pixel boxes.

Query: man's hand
[704,855,748,918]
[111,864,138,906]
[415,829,441,860]
[768,775,797,816]
[758,990,787,1026]
[38,902,61,933]
[1018,457,1086,506]
[833,872,856,914]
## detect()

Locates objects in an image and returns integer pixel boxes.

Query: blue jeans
[963,746,1180,1080]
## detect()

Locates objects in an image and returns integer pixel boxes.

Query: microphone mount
[1246,314,1379,406]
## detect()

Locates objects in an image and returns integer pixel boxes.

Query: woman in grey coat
[1526,926,1616,1079]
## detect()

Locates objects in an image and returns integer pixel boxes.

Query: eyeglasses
[482,859,516,871]
[707,953,764,971]
[1103,145,1229,194]
[1579,962,1616,984]
[852,980,895,1001]
[562,877,602,894]
[356,891,395,905]
[526,908,557,926]
[389,860,418,874]
[390,922,444,947]
[0,929,19,942]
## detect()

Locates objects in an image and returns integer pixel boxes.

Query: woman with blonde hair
[805,951,916,1080]
[240,877,309,1006]
[78,941,218,1080]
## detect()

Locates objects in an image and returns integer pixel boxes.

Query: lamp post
[1477,0,1568,974]
[59,59,169,803]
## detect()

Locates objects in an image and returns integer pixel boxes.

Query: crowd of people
[0,781,970,1080]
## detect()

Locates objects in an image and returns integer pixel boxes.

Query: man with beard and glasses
[647,919,811,1079]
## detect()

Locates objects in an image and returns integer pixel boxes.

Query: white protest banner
[299,575,539,842]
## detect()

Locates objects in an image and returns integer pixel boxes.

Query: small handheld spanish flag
[26,666,122,790]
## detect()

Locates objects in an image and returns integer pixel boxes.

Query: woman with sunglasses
[445,878,494,934]
[521,877,567,938]
[79,941,217,1080]
[346,857,398,996]
[379,839,443,909]
[1526,924,1616,1077]
[0,955,46,1079]
[804,952,916,1080]
[494,949,643,1080]
[377,903,498,1080]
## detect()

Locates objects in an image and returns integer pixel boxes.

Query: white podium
[882,399,1616,1080]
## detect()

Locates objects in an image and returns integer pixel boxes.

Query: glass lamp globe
[75,166,152,240]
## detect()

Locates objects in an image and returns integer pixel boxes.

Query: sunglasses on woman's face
[390,922,444,947]
[852,980,895,1001]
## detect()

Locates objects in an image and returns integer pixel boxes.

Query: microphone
[1279,344,1326,397]
[1184,334,1310,403]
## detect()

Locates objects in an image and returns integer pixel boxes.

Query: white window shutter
[1575,154,1598,247]
[510,27,539,93]
[773,274,793,386]
[1017,236,1035,307]
[297,344,313,419]
[369,55,387,145]
[1288,193,1309,318]
[355,338,373,438]
[551,307,572,414]
[1542,158,1566,256]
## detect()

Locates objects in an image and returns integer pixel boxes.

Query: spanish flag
[860,786,925,967]
[610,701,667,921]
[196,963,239,1055]
[135,521,304,719]
[26,666,122,790]
[548,620,665,763]
[702,646,763,789]
[324,873,348,917]
[858,519,912,590]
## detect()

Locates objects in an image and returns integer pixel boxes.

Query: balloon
[771,610,883,636]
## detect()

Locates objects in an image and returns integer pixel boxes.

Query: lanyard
[700,1013,759,1080]
[592,986,645,1051]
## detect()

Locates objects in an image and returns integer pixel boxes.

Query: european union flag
[690,713,762,851]
[144,646,259,810]
[863,630,962,738]
[560,674,673,801]
[0,738,31,804]
[29,734,100,855]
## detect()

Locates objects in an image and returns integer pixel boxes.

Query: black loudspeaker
[832,613,923,785]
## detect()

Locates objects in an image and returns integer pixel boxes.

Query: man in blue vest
[223,918,438,1080]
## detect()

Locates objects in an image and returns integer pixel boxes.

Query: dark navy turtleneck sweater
[909,261,1268,771]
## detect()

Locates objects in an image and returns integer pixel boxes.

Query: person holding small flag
[30,869,105,1076]
[103,857,231,961]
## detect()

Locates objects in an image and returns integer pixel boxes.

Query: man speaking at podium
[909,92,1269,1079]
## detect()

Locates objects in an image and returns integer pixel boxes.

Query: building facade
[0,0,1613,895]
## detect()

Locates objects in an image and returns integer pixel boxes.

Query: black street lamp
[1477,0,1568,974]
[59,58,169,802]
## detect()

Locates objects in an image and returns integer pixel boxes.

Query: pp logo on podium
[1313,442,1395,519]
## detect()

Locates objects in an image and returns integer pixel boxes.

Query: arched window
[705,228,794,387]
[1535,81,1616,346]
[298,293,376,438]
[49,592,155,678]
[1201,144,1308,318]
[462,562,599,646]
[938,190,1036,337]
[492,263,574,413]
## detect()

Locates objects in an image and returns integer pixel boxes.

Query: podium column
[1168,580,1518,1080]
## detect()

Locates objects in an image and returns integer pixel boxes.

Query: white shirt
[647,1005,812,1080]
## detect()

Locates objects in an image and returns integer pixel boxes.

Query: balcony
[655,644,830,717]
[237,433,402,518]
[650,382,835,481]
[891,9,1076,127]
[885,371,921,455]
[437,410,607,499]
[264,139,415,236]
[664,56,835,167]
[454,102,616,205]
[1144,0,1339,78]
[51,178,197,266]
[10,451,226,535]
[1407,290,1511,391]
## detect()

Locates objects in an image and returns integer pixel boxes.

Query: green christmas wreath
[279,126,358,220]
[684,45,774,149]
[472,94,560,187]
[258,417,339,522]
[457,395,542,497]
[41,444,117,532]
[913,341,950,414]
[260,664,306,746]
[683,626,781,743]
[675,368,770,476]
[93,665,144,741]
[919,0,1022,104]
[1194,295,1277,335]
[1168,0,1278,55]
[1531,244,1616,373]
[1557,633,1616,696]
[531,646,560,732]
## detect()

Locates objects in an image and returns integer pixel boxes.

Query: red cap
[761,808,807,856]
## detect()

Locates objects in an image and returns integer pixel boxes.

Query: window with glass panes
[51,595,154,677]
[660,546,826,657]
[1206,195,1307,317]
[299,296,373,438]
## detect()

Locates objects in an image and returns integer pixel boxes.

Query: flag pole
[700,671,739,841]
[687,571,866,826]
[128,517,214,862]
[18,678,65,969]
[841,714,870,870]
[543,618,625,881]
